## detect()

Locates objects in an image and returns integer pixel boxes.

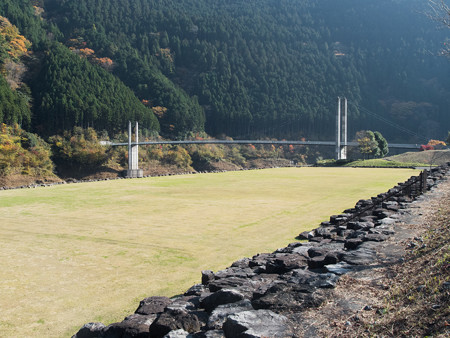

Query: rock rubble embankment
[73,164,450,338]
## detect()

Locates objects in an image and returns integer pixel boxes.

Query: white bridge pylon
[336,97,348,160]
[126,121,143,178]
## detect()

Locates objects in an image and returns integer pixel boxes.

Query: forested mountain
[45,0,363,139]
[0,0,161,136]
[32,42,160,135]
[0,0,448,142]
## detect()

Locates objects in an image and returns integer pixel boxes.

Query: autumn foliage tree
[49,127,109,169]
[356,130,378,159]
[355,130,389,159]
[0,17,31,61]
[427,139,447,148]
[0,17,32,127]
[0,123,53,176]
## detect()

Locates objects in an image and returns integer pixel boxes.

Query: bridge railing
[105,139,421,149]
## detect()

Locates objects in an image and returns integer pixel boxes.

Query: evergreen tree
[32,42,160,135]
[374,131,389,158]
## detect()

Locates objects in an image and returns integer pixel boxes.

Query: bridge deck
[106,140,420,149]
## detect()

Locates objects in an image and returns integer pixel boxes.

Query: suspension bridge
[105,98,423,178]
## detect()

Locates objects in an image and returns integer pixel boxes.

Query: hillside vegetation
[0,0,448,141]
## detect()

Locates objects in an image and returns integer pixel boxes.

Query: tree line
[0,0,449,142]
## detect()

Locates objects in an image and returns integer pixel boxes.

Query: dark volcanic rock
[369,226,395,236]
[149,310,200,338]
[248,253,273,272]
[230,258,251,269]
[297,230,314,240]
[250,274,281,299]
[192,330,225,338]
[344,238,364,250]
[207,299,253,330]
[341,246,377,265]
[251,283,324,312]
[284,268,316,281]
[330,214,351,225]
[315,226,336,238]
[202,270,215,285]
[325,262,353,275]
[73,322,106,338]
[291,243,318,257]
[201,289,246,312]
[265,253,309,273]
[135,296,172,315]
[363,233,389,242]
[207,277,251,293]
[373,208,394,219]
[214,267,255,280]
[103,314,156,338]
[359,216,378,223]
[324,252,339,265]
[382,201,399,211]
[222,310,294,338]
[307,273,340,289]
[166,297,199,313]
[346,230,368,239]
[274,242,302,254]
[347,221,374,231]
[308,255,327,269]
[163,329,190,337]
[185,284,208,296]
[309,236,325,243]
[285,269,339,288]
[307,247,329,258]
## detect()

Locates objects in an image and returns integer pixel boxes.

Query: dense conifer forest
[0,0,449,142]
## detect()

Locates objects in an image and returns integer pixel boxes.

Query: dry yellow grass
[0,167,417,337]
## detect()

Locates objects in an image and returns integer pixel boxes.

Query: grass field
[386,149,450,166]
[0,167,418,337]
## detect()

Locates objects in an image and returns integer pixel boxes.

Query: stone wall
[73,164,450,338]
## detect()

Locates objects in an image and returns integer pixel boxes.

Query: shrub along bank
[0,123,54,177]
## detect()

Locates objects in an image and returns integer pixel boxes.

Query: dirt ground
[0,174,62,188]
[0,158,295,189]
[296,174,450,337]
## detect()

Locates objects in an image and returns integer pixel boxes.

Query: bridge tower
[336,97,348,160]
[126,121,143,178]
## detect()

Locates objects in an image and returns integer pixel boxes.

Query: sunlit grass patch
[0,167,418,337]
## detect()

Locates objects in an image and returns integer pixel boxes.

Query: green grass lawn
[344,158,430,168]
[0,167,418,337]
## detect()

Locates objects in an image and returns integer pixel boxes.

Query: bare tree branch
[427,0,450,56]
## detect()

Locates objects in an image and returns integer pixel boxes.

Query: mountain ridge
[0,0,448,142]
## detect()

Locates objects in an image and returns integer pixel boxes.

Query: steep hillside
[44,0,449,141]
[0,0,161,136]
[0,0,448,141]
